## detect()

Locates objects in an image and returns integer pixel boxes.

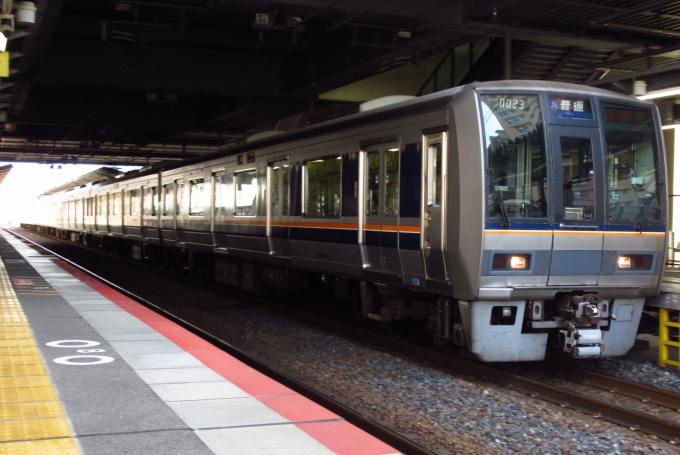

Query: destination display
[604,107,647,124]
[548,96,593,120]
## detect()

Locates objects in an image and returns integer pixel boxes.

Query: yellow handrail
[659,308,680,368]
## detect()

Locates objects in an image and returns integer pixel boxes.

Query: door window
[189,178,206,216]
[235,170,257,216]
[560,137,595,221]
[366,150,380,215]
[385,147,399,217]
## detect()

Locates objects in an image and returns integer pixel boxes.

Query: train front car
[444,82,667,362]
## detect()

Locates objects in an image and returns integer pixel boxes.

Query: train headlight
[617,254,653,270]
[492,254,530,271]
[617,256,631,269]
[510,255,527,269]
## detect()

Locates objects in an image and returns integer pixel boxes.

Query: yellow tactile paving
[0,375,53,389]
[0,401,65,421]
[0,438,79,455]
[0,258,80,454]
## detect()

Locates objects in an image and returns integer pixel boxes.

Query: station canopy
[0,0,677,166]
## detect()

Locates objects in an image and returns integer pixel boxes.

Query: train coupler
[560,326,603,358]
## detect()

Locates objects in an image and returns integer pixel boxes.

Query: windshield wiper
[488,168,510,229]
[635,182,663,232]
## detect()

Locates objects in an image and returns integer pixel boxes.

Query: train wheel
[387,320,407,339]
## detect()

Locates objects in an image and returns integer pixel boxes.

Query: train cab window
[129,189,139,216]
[602,105,662,222]
[481,94,548,219]
[162,184,173,216]
[235,170,257,216]
[189,178,206,216]
[305,157,341,217]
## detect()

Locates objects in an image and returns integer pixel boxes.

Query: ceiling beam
[586,62,680,86]
[588,0,679,26]
[587,44,680,69]
[545,46,581,81]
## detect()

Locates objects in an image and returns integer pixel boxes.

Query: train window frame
[175,179,185,216]
[303,155,343,218]
[599,100,663,225]
[161,183,173,217]
[189,178,206,217]
[128,189,139,216]
[234,169,258,217]
[98,194,107,216]
[479,92,549,222]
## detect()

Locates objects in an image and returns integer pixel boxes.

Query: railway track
[9,228,680,448]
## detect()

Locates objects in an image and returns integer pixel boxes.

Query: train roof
[69,81,649,192]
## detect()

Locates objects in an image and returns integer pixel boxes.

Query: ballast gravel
[176,305,680,455]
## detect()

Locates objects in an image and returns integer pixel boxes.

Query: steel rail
[542,361,680,411]
[5,229,437,455]
[13,227,680,443]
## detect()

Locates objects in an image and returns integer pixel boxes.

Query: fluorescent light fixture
[0,33,6,52]
[662,124,680,130]
[637,87,680,100]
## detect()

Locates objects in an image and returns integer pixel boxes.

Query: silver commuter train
[27,81,667,362]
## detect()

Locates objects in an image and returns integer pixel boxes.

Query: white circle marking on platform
[53,355,115,365]
[46,340,101,348]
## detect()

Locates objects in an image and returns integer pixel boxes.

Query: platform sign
[0,51,8,78]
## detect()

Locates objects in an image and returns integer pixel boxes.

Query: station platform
[0,229,400,455]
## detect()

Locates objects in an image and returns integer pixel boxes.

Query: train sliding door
[267,160,291,257]
[361,142,400,274]
[423,133,448,282]
[548,126,604,285]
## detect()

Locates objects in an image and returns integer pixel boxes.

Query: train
[22,80,667,362]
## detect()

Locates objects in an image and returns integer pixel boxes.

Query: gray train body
[27,81,668,362]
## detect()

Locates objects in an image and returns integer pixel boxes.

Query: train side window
[99,195,107,216]
[214,174,228,216]
[271,166,280,216]
[129,189,139,216]
[385,147,399,216]
[235,170,257,216]
[162,184,173,216]
[305,157,341,217]
[189,178,206,216]
[176,179,185,215]
[366,149,380,215]
[112,192,121,216]
[144,186,157,216]
[425,135,443,207]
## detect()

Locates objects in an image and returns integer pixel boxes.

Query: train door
[361,141,400,273]
[422,133,448,282]
[213,170,228,250]
[548,126,604,285]
[267,160,291,257]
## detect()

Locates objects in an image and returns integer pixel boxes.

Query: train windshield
[481,94,548,219]
[602,104,662,223]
